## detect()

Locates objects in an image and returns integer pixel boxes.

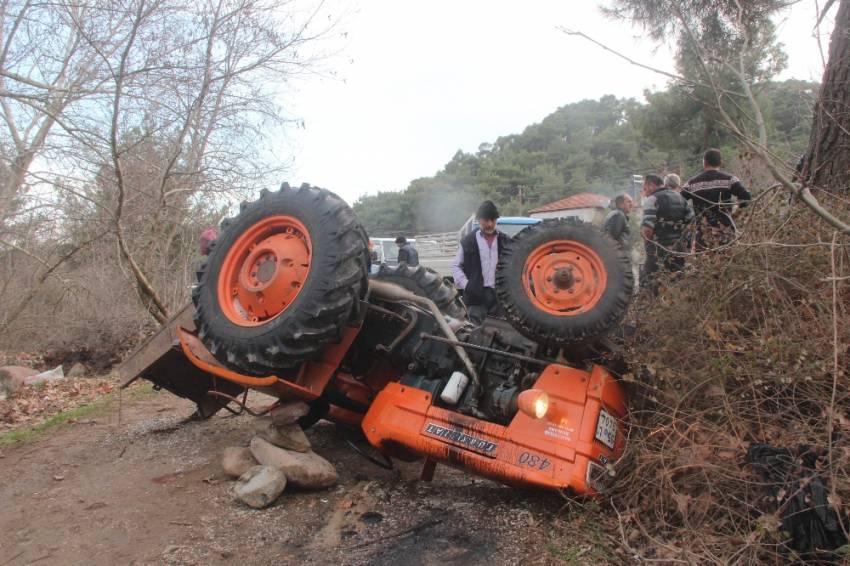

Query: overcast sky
[284,1,833,205]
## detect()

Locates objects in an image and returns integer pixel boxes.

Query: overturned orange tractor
[121,184,633,495]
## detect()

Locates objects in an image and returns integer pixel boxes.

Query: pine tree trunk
[804,0,850,191]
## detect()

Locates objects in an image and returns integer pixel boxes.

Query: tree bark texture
[805,0,850,191]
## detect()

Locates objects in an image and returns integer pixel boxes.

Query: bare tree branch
[0,229,108,333]
[559,27,686,84]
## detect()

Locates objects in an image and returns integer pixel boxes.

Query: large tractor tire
[496,219,632,346]
[372,263,467,320]
[193,183,370,376]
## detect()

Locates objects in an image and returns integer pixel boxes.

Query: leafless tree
[0,0,338,337]
[0,0,116,230]
[93,0,336,322]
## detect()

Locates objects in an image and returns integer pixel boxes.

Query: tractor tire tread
[372,263,466,320]
[192,183,369,375]
[496,218,632,346]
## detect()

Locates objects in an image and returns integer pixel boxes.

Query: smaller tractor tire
[496,219,632,346]
[193,183,369,376]
[372,263,467,320]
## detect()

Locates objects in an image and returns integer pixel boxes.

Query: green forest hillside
[354,79,815,236]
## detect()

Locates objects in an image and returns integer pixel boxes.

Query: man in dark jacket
[641,174,693,291]
[451,200,508,325]
[395,236,419,266]
[603,193,634,248]
[682,148,751,249]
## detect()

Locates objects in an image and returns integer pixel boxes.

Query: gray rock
[0,366,38,396]
[258,422,311,453]
[270,400,310,426]
[250,436,337,489]
[67,363,87,378]
[232,465,287,509]
[222,447,257,478]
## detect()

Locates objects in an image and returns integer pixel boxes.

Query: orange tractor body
[169,322,626,494]
[362,365,625,494]
[121,183,633,496]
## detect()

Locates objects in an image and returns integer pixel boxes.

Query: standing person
[641,174,693,291]
[199,228,218,256]
[603,193,634,248]
[682,149,751,249]
[663,173,691,249]
[452,200,509,325]
[395,236,419,266]
[664,173,682,192]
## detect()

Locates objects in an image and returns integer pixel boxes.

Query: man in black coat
[682,148,751,249]
[641,174,693,291]
[451,201,508,324]
[603,193,634,248]
[395,236,419,266]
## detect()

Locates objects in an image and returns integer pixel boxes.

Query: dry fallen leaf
[703,322,722,342]
[0,376,117,433]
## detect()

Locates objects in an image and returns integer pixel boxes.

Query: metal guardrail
[414,231,460,256]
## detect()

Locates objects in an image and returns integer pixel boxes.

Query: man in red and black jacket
[682,148,751,249]
[451,201,509,325]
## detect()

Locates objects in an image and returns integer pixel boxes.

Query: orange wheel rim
[217,215,312,327]
[521,240,607,316]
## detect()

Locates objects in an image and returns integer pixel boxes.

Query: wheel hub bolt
[256,257,276,283]
[553,268,575,290]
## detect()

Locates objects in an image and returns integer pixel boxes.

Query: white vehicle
[369,236,451,275]
[368,238,412,273]
[370,216,541,278]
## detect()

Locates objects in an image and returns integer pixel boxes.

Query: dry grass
[609,187,850,563]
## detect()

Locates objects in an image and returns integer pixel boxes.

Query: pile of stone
[222,400,338,509]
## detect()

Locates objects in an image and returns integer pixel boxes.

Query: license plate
[595,409,617,450]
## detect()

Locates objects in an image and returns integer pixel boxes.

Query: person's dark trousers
[641,242,685,295]
[467,287,501,325]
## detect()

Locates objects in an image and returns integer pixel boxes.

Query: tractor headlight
[517,389,550,419]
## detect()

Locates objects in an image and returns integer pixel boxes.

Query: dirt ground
[0,389,619,565]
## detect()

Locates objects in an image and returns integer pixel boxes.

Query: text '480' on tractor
[120,183,633,495]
